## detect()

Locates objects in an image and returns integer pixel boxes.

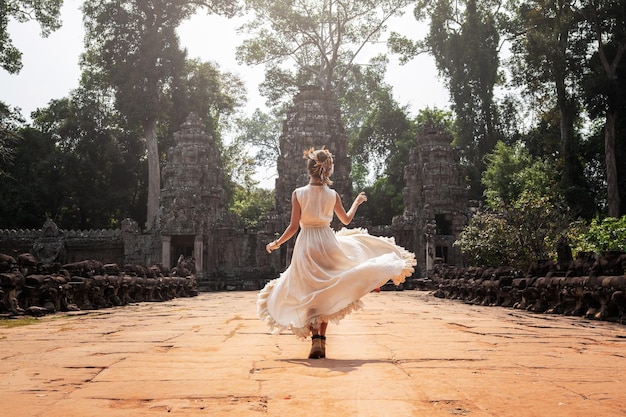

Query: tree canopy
[236,0,413,105]
[0,0,63,74]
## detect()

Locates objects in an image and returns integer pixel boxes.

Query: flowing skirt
[257,227,416,339]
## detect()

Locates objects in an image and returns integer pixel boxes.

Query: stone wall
[0,219,124,266]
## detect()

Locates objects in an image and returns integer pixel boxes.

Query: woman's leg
[319,322,328,358]
[308,323,326,359]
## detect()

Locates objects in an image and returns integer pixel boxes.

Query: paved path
[1,291,625,417]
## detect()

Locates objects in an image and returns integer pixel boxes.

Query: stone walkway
[1,291,625,417]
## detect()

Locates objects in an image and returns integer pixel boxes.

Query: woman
[258,147,416,359]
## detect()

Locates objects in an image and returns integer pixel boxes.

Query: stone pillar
[194,235,203,273]
[161,235,172,269]
[425,221,435,271]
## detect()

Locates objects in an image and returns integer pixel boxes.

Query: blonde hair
[303,147,334,185]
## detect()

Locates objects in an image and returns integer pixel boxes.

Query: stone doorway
[170,235,195,268]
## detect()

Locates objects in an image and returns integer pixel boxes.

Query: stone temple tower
[401,124,468,270]
[158,112,227,272]
[274,86,352,219]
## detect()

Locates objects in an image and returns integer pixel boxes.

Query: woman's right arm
[266,190,302,253]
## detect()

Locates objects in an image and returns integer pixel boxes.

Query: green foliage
[230,186,275,228]
[0,126,65,228]
[350,87,414,177]
[237,0,413,104]
[234,108,282,169]
[461,139,573,269]
[482,141,556,208]
[409,0,504,200]
[81,0,190,123]
[572,216,626,253]
[358,176,404,226]
[455,192,572,270]
[0,88,148,230]
[454,210,515,267]
[0,0,63,73]
[0,102,24,178]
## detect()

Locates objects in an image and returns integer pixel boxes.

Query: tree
[0,102,23,179]
[580,0,626,217]
[456,138,574,270]
[482,141,556,208]
[169,58,247,141]
[236,0,413,106]
[0,126,64,229]
[234,108,282,170]
[81,0,238,230]
[0,0,62,74]
[0,59,153,230]
[508,0,589,214]
[391,0,505,200]
[574,215,626,252]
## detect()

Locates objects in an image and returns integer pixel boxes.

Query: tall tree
[0,0,63,74]
[580,0,626,217]
[236,0,413,106]
[0,102,23,178]
[391,0,504,200]
[508,0,588,213]
[81,0,237,230]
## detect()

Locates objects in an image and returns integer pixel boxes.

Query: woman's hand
[354,192,367,206]
[266,240,280,253]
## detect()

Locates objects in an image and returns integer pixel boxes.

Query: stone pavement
[1,291,625,417]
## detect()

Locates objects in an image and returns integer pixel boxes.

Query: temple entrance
[436,245,449,264]
[170,235,195,268]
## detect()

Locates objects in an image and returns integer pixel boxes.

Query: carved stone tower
[158,112,226,272]
[401,124,467,270]
[274,86,352,219]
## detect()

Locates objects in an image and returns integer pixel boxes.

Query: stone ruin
[390,124,468,272]
[0,239,198,318]
[274,85,352,218]
[2,85,625,327]
[427,250,626,325]
[0,86,470,316]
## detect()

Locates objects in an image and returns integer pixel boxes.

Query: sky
[1,0,450,120]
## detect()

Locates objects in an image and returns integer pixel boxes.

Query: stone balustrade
[428,251,626,324]
[0,252,197,317]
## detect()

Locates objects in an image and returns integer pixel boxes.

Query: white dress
[257,184,417,339]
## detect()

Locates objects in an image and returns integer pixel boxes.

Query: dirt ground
[1,290,625,416]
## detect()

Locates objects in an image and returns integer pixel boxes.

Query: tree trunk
[144,118,160,230]
[605,110,620,217]
[559,98,577,191]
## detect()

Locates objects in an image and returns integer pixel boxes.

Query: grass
[0,316,41,328]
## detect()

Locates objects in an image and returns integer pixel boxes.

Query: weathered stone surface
[429,251,626,324]
[1,291,624,416]
[0,251,198,317]
[275,86,352,218]
[392,123,468,271]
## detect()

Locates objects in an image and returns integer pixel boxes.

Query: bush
[572,215,626,253]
